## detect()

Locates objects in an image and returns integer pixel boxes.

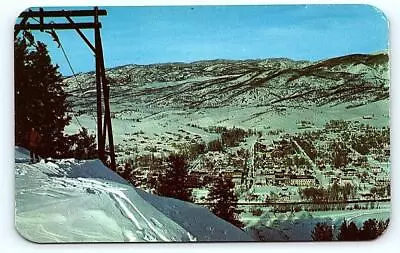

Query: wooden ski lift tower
[14,7,116,170]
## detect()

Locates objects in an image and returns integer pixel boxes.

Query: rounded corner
[14,222,45,244]
[371,218,391,241]
[14,7,31,26]
[361,4,389,28]
[14,6,42,34]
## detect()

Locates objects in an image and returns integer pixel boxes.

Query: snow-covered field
[14,147,253,243]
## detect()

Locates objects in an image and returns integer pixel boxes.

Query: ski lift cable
[27,16,98,125]
[25,16,99,133]
[72,109,85,130]
[21,17,85,130]
[46,27,98,124]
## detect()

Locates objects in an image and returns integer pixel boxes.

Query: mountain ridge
[64,52,389,124]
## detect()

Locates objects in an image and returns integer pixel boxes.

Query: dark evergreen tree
[337,220,360,241]
[207,139,224,152]
[331,141,349,168]
[207,175,243,228]
[188,142,206,159]
[377,219,390,237]
[67,127,97,159]
[221,127,247,147]
[359,219,389,240]
[121,162,133,182]
[311,222,334,241]
[15,32,71,158]
[359,219,379,240]
[156,154,192,202]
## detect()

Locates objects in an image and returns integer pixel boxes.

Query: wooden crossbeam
[19,9,107,18]
[15,23,101,31]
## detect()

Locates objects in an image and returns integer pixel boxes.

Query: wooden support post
[94,8,116,170]
[103,83,116,170]
[39,8,44,32]
[94,9,104,162]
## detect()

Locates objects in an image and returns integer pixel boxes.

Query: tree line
[300,182,356,203]
[312,218,389,241]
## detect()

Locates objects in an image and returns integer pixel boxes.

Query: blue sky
[25,5,388,75]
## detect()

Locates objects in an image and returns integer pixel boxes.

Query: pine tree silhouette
[359,218,389,240]
[207,175,243,228]
[15,33,71,158]
[337,220,360,241]
[311,222,333,241]
[68,127,97,159]
[156,154,192,202]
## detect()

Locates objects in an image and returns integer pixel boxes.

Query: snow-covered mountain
[64,53,388,111]
[14,147,253,243]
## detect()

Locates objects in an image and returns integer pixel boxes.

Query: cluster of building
[121,120,390,204]
[251,139,317,188]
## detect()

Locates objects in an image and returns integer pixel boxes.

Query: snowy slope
[14,147,253,243]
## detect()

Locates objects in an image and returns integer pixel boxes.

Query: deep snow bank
[14,147,252,243]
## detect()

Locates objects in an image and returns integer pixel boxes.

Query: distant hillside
[64,53,389,111]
